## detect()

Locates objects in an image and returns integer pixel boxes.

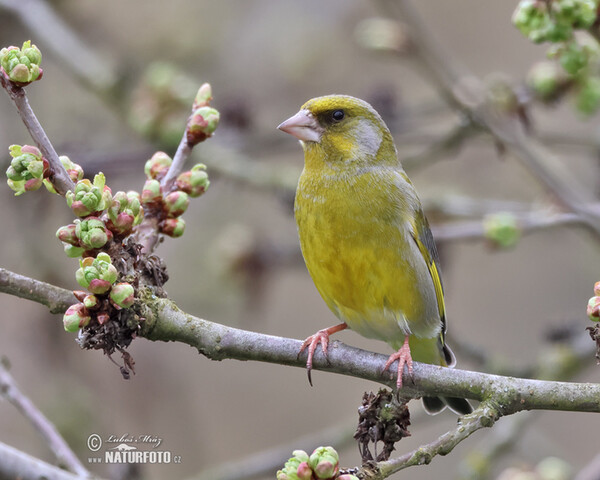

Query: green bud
[558,41,589,75]
[60,156,84,182]
[296,462,313,480]
[194,83,213,109]
[63,244,85,258]
[141,179,162,205]
[527,61,565,100]
[587,296,600,321]
[277,450,309,480]
[160,217,185,237]
[83,294,99,309]
[6,144,46,195]
[187,106,220,145]
[513,1,556,43]
[106,191,143,235]
[0,41,43,85]
[163,190,190,218]
[176,163,210,197]
[56,224,79,246]
[75,254,118,294]
[63,303,91,332]
[308,447,339,480]
[109,282,135,309]
[66,173,110,217]
[75,217,113,250]
[483,212,521,249]
[144,151,173,180]
[575,75,600,114]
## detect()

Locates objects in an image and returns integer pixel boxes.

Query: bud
[308,447,339,480]
[163,190,190,218]
[56,224,79,246]
[277,450,309,480]
[63,244,85,258]
[296,462,313,480]
[83,294,99,309]
[66,173,110,217]
[144,151,173,180]
[109,282,135,309]
[160,217,185,237]
[526,61,565,100]
[0,41,43,85]
[337,476,359,480]
[193,83,213,109]
[6,144,46,195]
[483,212,521,249]
[63,303,91,332]
[60,156,84,182]
[141,179,163,205]
[75,253,118,294]
[75,217,112,250]
[187,106,220,145]
[176,163,210,197]
[106,190,143,235]
[587,296,600,321]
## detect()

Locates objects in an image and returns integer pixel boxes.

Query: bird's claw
[298,329,332,386]
[383,337,413,390]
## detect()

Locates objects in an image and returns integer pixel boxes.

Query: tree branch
[0,74,75,196]
[0,359,89,476]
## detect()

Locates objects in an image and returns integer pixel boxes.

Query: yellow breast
[295,157,441,354]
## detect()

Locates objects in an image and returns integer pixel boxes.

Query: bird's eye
[331,109,345,122]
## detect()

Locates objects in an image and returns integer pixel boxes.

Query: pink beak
[277,109,324,143]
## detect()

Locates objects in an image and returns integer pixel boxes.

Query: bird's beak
[277,109,324,143]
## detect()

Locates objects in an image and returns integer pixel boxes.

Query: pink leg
[383,336,413,389]
[299,323,347,385]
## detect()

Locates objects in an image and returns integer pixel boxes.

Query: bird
[277,94,472,415]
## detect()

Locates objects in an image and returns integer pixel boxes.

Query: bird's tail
[422,342,473,415]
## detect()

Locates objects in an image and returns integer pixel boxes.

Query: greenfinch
[278,95,472,415]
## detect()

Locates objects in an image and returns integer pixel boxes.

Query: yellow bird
[278,95,471,414]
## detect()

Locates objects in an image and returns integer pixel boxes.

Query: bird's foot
[298,323,347,385]
[383,336,413,389]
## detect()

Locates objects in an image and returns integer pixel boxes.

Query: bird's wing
[411,208,447,337]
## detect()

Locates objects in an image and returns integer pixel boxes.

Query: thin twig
[0,359,90,476]
[161,134,192,192]
[0,74,74,195]
[0,440,94,480]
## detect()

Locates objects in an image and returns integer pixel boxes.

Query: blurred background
[1,1,599,479]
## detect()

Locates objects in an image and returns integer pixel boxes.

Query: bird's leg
[383,336,413,389]
[298,322,347,385]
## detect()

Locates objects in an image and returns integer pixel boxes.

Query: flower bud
[594,281,600,297]
[6,144,46,195]
[60,156,84,182]
[144,151,173,180]
[56,224,79,246]
[83,294,99,309]
[163,190,190,218]
[193,83,213,109]
[309,447,339,480]
[75,253,118,294]
[66,173,109,217]
[0,41,43,85]
[483,212,521,249]
[160,217,185,237]
[296,462,313,480]
[63,303,91,332]
[526,61,565,101]
[75,217,112,250]
[141,179,163,205]
[187,106,220,145]
[106,190,143,235]
[587,296,600,321]
[109,282,135,309]
[64,244,85,258]
[277,450,309,480]
[176,163,210,197]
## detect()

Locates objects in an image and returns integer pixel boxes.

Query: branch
[0,359,89,476]
[0,441,93,480]
[379,0,600,239]
[0,267,75,313]
[0,74,75,195]
[2,267,599,414]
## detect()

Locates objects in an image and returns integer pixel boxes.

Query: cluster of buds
[513,0,597,44]
[66,173,112,217]
[586,281,600,321]
[141,151,209,238]
[277,447,358,480]
[186,83,220,146]
[0,40,42,85]
[483,212,521,249]
[513,0,600,114]
[105,191,144,236]
[5,144,49,195]
[63,253,135,332]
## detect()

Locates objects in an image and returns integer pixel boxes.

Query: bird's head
[278,95,397,167]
